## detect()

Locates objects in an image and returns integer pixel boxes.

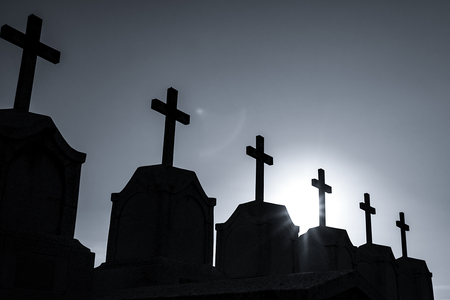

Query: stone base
[94,257,227,293]
[0,227,95,299]
[93,270,383,300]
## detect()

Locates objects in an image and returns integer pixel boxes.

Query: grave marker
[151,87,190,167]
[360,193,376,244]
[0,14,60,111]
[246,135,273,202]
[311,168,332,227]
[396,212,409,258]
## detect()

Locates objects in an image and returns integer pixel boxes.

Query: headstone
[215,136,299,278]
[394,212,434,300]
[297,169,356,272]
[356,194,399,300]
[95,88,223,291]
[297,226,356,272]
[0,15,94,298]
[356,244,400,300]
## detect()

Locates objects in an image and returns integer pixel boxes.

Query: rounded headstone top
[0,109,86,162]
[216,200,299,233]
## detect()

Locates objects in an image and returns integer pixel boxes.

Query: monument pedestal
[0,110,94,299]
[297,226,356,272]
[356,243,399,300]
[216,201,299,278]
[96,165,222,291]
[396,257,434,300]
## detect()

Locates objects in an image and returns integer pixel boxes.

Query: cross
[1,14,60,111]
[311,168,332,227]
[246,135,273,202]
[360,193,376,244]
[151,87,190,167]
[396,212,410,258]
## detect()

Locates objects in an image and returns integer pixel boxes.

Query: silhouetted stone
[395,212,434,300]
[396,257,434,300]
[216,136,298,278]
[0,110,94,298]
[356,243,400,300]
[95,270,384,300]
[0,14,60,112]
[0,14,93,298]
[95,89,223,291]
[216,201,299,278]
[95,165,221,290]
[311,168,332,227]
[297,226,357,272]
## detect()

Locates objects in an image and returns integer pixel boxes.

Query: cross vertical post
[0,14,60,111]
[396,212,410,258]
[246,135,273,202]
[151,87,190,167]
[360,193,376,244]
[311,168,332,227]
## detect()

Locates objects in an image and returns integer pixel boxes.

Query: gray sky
[1,1,449,298]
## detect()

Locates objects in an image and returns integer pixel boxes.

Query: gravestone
[95,88,222,291]
[297,169,356,272]
[356,194,399,300]
[0,14,94,299]
[394,212,434,300]
[216,136,299,278]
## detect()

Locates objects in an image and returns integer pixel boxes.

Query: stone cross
[246,135,273,202]
[311,168,332,227]
[151,87,190,167]
[360,193,376,244]
[396,212,410,258]
[0,14,60,111]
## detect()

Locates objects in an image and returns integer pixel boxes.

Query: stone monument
[395,212,434,300]
[216,135,299,278]
[0,14,94,299]
[356,194,400,300]
[94,88,222,292]
[297,169,357,272]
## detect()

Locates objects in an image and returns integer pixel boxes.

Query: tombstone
[216,136,299,278]
[355,194,400,300]
[0,14,94,298]
[394,212,434,300]
[94,88,223,292]
[297,169,356,272]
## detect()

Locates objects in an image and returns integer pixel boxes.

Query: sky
[0,1,449,298]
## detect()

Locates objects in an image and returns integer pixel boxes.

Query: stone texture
[396,257,434,300]
[95,165,221,291]
[0,109,94,299]
[93,270,383,300]
[297,226,357,272]
[215,201,299,278]
[356,243,399,300]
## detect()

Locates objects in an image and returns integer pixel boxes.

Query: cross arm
[0,25,60,64]
[360,202,376,214]
[246,146,273,165]
[151,99,190,125]
[311,179,332,193]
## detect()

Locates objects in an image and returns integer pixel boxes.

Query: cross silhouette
[0,14,60,111]
[151,87,190,167]
[246,135,273,202]
[311,168,332,227]
[396,212,410,258]
[360,193,376,244]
